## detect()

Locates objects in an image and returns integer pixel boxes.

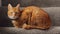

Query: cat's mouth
[8,16,18,20]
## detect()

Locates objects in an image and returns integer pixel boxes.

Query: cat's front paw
[22,24,31,29]
[12,25,20,29]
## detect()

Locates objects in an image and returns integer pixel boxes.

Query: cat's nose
[13,12,15,14]
[13,13,15,16]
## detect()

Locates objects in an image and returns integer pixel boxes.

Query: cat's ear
[16,4,20,8]
[8,4,12,10]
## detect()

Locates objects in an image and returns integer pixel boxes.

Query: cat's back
[23,6,40,12]
[23,6,48,17]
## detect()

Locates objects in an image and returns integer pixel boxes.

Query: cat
[7,4,51,29]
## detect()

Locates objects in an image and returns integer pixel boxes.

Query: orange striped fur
[8,4,51,29]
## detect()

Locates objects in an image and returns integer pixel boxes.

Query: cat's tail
[29,25,50,30]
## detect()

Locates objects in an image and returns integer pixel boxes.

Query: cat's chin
[10,18,16,20]
[8,16,18,20]
[9,17,17,20]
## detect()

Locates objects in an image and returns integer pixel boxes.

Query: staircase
[0,0,60,34]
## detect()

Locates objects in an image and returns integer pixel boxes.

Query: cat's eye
[15,12,19,14]
[11,12,13,14]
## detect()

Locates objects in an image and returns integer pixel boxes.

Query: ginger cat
[7,4,51,29]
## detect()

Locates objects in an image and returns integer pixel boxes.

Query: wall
[2,0,60,7]
[0,0,1,7]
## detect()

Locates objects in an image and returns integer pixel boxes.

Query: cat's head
[8,4,20,19]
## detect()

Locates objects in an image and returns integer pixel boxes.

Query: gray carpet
[0,26,60,34]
